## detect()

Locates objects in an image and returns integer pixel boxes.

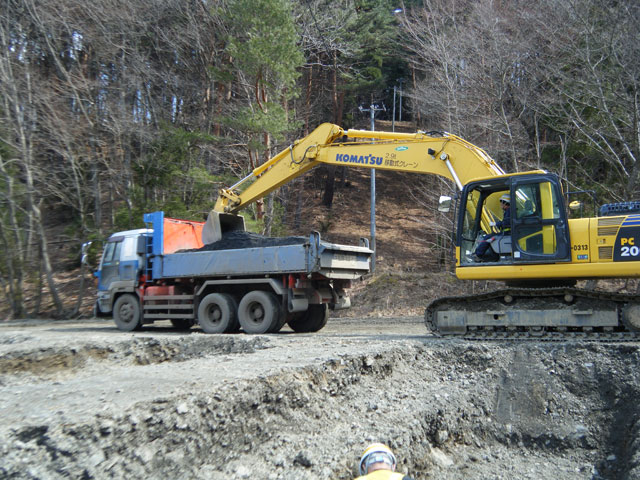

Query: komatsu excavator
[208,123,640,339]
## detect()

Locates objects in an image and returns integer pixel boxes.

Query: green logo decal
[395,146,409,152]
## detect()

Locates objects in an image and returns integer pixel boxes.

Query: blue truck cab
[95,228,150,317]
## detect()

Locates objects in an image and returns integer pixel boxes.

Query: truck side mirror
[137,235,147,255]
[81,241,92,265]
[438,195,452,213]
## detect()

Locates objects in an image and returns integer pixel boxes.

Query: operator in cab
[474,193,511,261]
[354,443,415,480]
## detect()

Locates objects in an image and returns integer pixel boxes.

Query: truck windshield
[102,240,122,266]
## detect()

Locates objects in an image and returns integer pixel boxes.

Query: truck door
[97,236,123,291]
[511,176,571,263]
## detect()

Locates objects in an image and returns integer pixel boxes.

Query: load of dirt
[1,318,639,480]
[187,231,309,252]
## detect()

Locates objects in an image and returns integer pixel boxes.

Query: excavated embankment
[0,319,639,480]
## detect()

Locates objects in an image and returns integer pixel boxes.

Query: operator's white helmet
[359,443,397,475]
[500,193,511,204]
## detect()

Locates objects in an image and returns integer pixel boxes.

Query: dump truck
[93,211,371,334]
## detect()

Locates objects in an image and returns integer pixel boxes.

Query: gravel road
[1,316,639,480]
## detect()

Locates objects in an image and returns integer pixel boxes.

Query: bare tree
[538,0,640,200]
[400,0,546,172]
[0,3,63,315]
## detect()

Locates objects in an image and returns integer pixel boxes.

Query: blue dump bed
[144,211,372,281]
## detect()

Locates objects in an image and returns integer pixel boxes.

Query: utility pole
[392,87,396,132]
[358,103,386,272]
[392,79,405,132]
[397,78,405,123]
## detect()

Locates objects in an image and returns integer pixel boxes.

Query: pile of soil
[193,231,309,252]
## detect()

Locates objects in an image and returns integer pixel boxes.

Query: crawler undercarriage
[425,288,640,341]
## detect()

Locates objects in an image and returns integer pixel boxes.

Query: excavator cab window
[458,173,571,265]
[459,187,510,263]
[510,176,571,263]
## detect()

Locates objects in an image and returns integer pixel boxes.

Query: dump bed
[143,212,372,281]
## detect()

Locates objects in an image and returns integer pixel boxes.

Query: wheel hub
[208,306,221,322]
[120,305,134,323]
[250,304,264,322]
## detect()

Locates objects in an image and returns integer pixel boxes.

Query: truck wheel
[270,310,288,333]
[113,294,142,332]
[288,304,329,333]
[198,293,238,334]
[238,291,280,334]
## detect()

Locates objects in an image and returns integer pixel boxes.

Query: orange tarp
[163,217,204,254]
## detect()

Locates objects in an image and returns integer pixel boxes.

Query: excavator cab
[458,173,571,266]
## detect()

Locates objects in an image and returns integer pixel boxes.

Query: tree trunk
[264,193,274,236]
[0,159,26,317]
[305,63,313,134]
[322,167,336,208]
[294,177,304,230]
[93,155,101,233]
[33,200,64,316]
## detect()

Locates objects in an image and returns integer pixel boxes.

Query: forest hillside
[1,0,638,318]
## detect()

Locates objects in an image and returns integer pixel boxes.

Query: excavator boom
[213,123,504,216]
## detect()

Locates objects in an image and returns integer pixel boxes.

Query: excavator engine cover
[202,210,246,244]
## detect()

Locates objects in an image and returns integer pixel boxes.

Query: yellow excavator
[208,123,640,338]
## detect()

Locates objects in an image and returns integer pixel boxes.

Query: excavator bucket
[201,210,246,245]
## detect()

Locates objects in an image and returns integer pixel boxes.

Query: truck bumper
[96,292,113,316]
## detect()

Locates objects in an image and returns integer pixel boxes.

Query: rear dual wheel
[198,293,239,333]
[288,304,329,333]
[238,291,284,334]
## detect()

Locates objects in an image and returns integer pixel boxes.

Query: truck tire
[288,304,329,333]
[238,291,281,334]
[270,310,288,333]
[198,293,238,334]
[113,294,142,332]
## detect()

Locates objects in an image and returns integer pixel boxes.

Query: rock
[293,451,313,468]
[235,465,252,478]
[435,429,449,445]
[135,445,156,464]
[430,447,454,468]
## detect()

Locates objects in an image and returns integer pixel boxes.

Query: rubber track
[424,287,640,342]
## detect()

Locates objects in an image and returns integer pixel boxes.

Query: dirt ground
[1,316,640,480]
[3,169,640,479]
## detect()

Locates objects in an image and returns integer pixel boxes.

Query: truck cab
[95,228,149,316]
